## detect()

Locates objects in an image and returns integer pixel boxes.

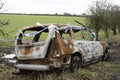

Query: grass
[0,14,85,39]
[0,61,119,80]
[0,14,119,46]
[0,14,120,80]
[71,61,119,80]
[0,14,86,46]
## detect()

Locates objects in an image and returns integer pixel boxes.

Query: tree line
[87,0,120,38]
[0,0,120,38]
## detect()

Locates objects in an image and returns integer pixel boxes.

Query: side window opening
[82,30,94,41]
[38,32,48,42]
[32,33,41,43]
[62,33,71,40]
[74,31,84,40]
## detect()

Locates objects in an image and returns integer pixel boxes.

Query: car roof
[21,24,67,31]
[21,24,86,33]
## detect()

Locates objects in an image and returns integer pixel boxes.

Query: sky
[1,0,120,15]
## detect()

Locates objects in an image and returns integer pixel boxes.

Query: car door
[81,30,103,61]
[76,41,93,61]
[74,30,103,62]
[73,31,93,62]
[90,41,103,59]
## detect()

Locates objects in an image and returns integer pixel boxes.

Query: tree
[87,0,107,37]
[0,0,9,36]
[102,2,112,38]
[87,0,120,38]
[109,5,120,35]
[63,13,71,16]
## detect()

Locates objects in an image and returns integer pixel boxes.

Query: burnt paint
[20,47,33,55]
[100,41,109,53]
[56,32,73,54]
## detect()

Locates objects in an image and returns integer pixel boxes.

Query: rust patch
[70,28,75,39]
[20,47,33,55]
[48,38,61,58]
[56,32,73,54]
[18,59,50,65]
[21,24,67,31]
[67,39,74,49]
[100,41,109,53]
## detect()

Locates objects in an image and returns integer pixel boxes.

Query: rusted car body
[2,23,110,72]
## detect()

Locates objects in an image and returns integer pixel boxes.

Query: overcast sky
[2,0,120,15]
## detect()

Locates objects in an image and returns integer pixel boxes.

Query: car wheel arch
[71,52,83,64]
[69,52,83,73]
[102,48,110,61]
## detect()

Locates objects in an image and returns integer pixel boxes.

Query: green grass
[0,14,119,46]
[0,14,86,46]
[73,62,119,80]
[0,14,85,39]
[0,61,119,80]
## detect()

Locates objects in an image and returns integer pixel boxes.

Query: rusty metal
[2,23,110,72]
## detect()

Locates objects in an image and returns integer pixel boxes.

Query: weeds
[0,61,119,80]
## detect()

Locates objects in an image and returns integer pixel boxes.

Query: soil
[0,47,14,63]
[0,47,14,54]
[109,43,120,80]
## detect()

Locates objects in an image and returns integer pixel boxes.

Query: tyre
[102,50,109,61]
[69,54,82,73]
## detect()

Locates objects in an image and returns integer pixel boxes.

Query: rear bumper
[14,64,49,71]
[2,59,50,71]
[2,54,67,71]
[2,54,50,71]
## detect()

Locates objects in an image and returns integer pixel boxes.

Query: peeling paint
[2,23,110,71]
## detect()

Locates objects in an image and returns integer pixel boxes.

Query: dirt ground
[0,43,120,80]
[109,43,120,80]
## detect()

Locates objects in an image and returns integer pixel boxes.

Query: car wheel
[102,50,109,61]
[69,54,82,73]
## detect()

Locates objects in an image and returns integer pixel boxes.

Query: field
[0,14,120,80]
[0,14,117,46]
[0,14,86,46]
[0,14,85,39]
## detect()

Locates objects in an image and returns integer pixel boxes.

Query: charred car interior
[2,21,110,73]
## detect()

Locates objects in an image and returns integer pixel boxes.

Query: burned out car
[2,22,110,73]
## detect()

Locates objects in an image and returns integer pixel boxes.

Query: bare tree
[0,0,4,9]
[109,5,120,35]
[87,0,120,38]
[87,0,107,38]
[0,0,9,36]
[102,3,112,38]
